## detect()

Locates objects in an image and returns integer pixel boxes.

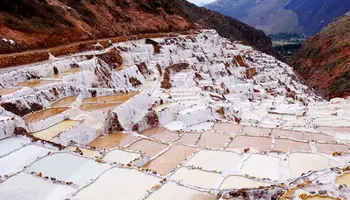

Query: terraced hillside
[0,30,350,199]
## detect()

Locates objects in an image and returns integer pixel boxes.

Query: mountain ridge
[174,0,283,60]
[205,0,350,37]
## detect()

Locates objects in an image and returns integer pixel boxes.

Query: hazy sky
[187,0,216,6]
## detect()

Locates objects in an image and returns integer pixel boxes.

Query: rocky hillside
[0,0,193,54]
[0,0,280,60]
[292,12,350,99]
[206,0,350,36]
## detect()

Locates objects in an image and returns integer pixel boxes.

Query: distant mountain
[292,12,350,99]
[174,0,283,60]
[205,0,350,36]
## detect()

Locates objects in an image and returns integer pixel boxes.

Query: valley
[269,33,306,58]
[205,0,350,37]
[0,1,349,200]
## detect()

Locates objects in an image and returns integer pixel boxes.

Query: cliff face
[292,12,350,99]
[0,0,280,61]
[0,0,194,54]
[174,0,283,60]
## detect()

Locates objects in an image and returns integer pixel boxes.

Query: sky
[187,0,216,6]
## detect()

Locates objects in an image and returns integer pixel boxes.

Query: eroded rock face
[97,48,123,70]
[1,102,43,117]
[109,113,124,132]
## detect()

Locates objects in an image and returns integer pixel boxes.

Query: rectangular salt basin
[23,107,70,123]
[146,182,215,200]
[51,96,78,108]
[141,127,180,142]
[26,153,110,186]
[127,139,168,158]
[102,149,141,164]
[32,120,81,140]
[80,102,121,112]
[89,132,139,148]
[72,168,160,200]
[176,133,201,146]
[82,92,139,104]
[0,88,19,96]
[16,80,60,88]
[0,173,75,200]
[241,154,281,180]
[213,123,242,133]
[185,150,242,171]
[289,153,330,178]
[219,176,271,189]
[170,167,220,188]
[228,136,272,151]
[273,139,310,152]
[67,146,100,158]
[336,173,350,186]
[0,137,30,158]
[0,145,51,176]
[197,132,231,149]
[144,145,196,176]
[185,122,214,131]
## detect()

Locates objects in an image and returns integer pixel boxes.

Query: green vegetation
[268,33,306,58]
[268,33,305,41]
[274,43,303,57]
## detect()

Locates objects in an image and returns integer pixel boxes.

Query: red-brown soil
[0,0,194,55]
[292,13,350,99]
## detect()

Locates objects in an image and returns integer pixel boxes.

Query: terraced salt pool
[51,96,78,108]
[32,120,81,140]
[0,88,20,96]
[23,107,70,124]
[16,80,60,88]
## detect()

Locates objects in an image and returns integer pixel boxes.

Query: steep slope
[0,0,194,54]
[292,12,350,99]
[174,0,283,60]
[206,0,350,36]
[0,0,282,64]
